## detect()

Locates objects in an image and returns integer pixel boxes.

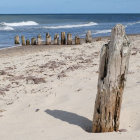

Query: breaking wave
[93,29,111,34]
[44,22,98,29]
[0,21,39,27]
[125,21,140,27]
[0,26,14,31]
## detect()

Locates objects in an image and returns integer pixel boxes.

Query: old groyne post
[46,33,51,45]
[75,36,80,45]
[92,24,131,133]
[15,35,20,44]
[67,33,72,45]
[26,39,30,45]
[54,34,59,45]
[61,32,66,45]
[21,36,26,46]
[31,38,37,45]
[37,34,42,45]
[86,30,92,43]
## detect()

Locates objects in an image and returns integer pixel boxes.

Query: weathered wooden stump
[54,34,59,45]
[15,35,20,44]
[21,36,26,46]
[26,39,30,45]
[61,32,66,45]
[31,38,37,45]
[46,33,51,45]
[86,30,92,43]
[67,33,72,45]
[75,36,80,45]
[37,34,42,45]
[92,24,131,133]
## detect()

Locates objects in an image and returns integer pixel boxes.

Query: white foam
[1,21,39,27]
[125,21,140,28]
[0,26,14,31]
[44,22,98,29]
[93,29,111,34]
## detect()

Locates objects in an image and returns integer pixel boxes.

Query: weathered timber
[31,38,37,45]
[92,24,131,133]
[85,30,92,43]
[67,33,72,45]
[61,32,66,45]
[75,36,80,45]
[15,35,20,44]
[21,36,26,46]
[37,34,42,45]
[54,34,59,45]
[26,39,30,45]
[46,33,51,45]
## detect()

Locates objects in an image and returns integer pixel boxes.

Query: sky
[0,0,140,14]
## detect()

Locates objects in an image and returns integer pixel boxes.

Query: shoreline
[0,33,139,58]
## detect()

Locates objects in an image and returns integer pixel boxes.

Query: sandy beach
[0,35,140,140]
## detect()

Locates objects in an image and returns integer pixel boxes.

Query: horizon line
[0,13,140,15]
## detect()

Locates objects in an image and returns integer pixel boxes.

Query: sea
[0,14,140,48]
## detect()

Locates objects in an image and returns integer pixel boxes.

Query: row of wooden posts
[15,31,92,46]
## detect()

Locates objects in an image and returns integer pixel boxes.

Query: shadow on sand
[45,109,92,132]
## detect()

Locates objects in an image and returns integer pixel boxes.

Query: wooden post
[21,36,26,46]
[85,30,92,43]
[61,32,66,45]
[92,24,131,133]
[46,33,51,45]
[54,34,59,45]
[26,39,30,45]
[31,38,37,45]
[37,34,42,45]
[75,36,80,45]
[67,33,72,45]
[15,35,20,44]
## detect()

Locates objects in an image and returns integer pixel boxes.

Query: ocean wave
[93,29,111,34]
[125,21,140,27]
[44,22,98,29]
[0,26,14,31]
[0,21,39,27]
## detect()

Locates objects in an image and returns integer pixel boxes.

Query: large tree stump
[75,36,80,45]
[37,34,42,45]
[21,36,26,46]
[61,32,66,45]
[85,30,92,43]
[67,33,72,45]
[54,34,59,45]
[15,35,20,44]
[92,24,131,133]
[46,33,51,45]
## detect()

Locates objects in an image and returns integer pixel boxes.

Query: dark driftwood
[92,24,131,133]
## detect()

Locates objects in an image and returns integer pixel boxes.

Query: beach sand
[0,35,140,140]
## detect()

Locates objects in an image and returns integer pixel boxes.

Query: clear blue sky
[0,0,140,14]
